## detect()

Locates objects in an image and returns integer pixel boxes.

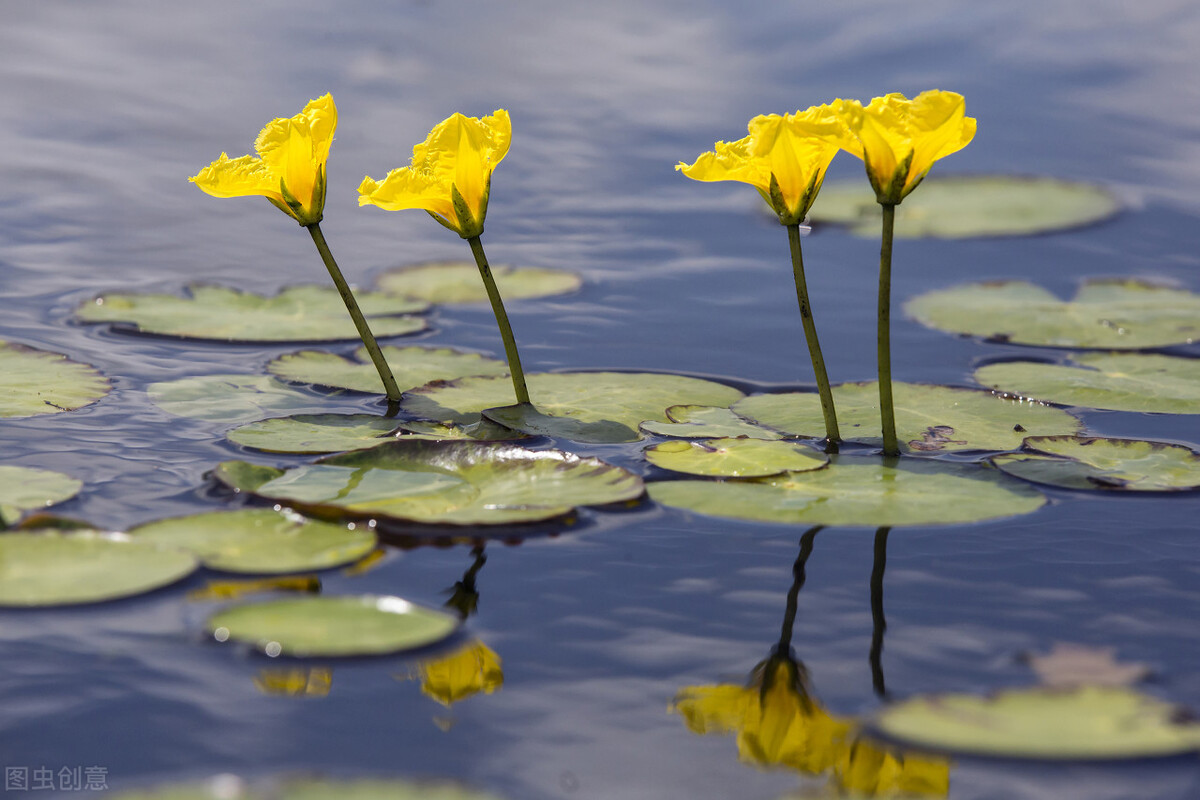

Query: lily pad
[649,456,1045,527]
[974,353,1200,414]
[0,466,83,526]
[268,346,508,394]
[639,405,783,440]
[76,284,429,342]
[227,414,399,454]
[206,595,460,657]
[809,175,1120,239]
[212,439,644,526]
[991,436,1200,492]
[733,382,1081,453]
[148,374,329,423]
[404,372,745,444]
[0,340,110,418]
[869,686,1200,760]
[376,261,582,304]
[645,438,828,477]
[127,509,377,573]
[906,280,1200,349]
[0,532,198,606]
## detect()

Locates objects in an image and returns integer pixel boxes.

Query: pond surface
[4,1,1200,798]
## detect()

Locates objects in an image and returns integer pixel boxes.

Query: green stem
[467,235,530,405]
[787,224,840,447]
[306,222,401,403]
[877,204,899,457]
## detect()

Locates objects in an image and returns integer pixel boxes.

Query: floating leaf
[206,595,460,657]
[649,456,1045,527]
[227,414,399,454]
[127,509,377,574]
[1026,644,1152,688]
[269,345,508,394]
[645,438,827,478]
[869,686,1200,760]
[990,436,1200,491]
[0,466,83,526]
[76,284,428,342]
[0,340,110,418]
[906,280,1200,349]
[212,439,644,526]
[392,419,526,441]
[148,374,329,423]
[0,532,197,607]
[810,175,1119,238]
[376,261,582,304]
[639,405,784,440]
[405,372,744,444]
[974,353,1200,414]
[733,383,1081,453]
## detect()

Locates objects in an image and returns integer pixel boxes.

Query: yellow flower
[189,94,336,226]
[834,736,951,798]
[676,105,851,225]
[358,110,511,239]
[673,656,853,775]
[835,90,976,205]
[414,640,504,706]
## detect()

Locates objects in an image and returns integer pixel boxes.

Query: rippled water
[4,2,1200,798]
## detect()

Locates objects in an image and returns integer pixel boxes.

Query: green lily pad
[107,776,506,800]
[809,175,1120,239]
[869,686,1200,760]
[991,436,1200,492]
[404,372,745,444]
[733,382,1081,453]
[127,509,377,573]
[76,284,429,342]
[906,280,1200,349]
[0,466,83,526]
[639,405,783,440]
[212,439,644,526]
[206,595,460,657]
[376,261,582,304]
[645,438,828,477]
[227,414,399,454]
[149,374,331,423]
[0,532,198,606]
[268,346,508,394]
[393,419,526,441]
[974,353,1200,414]
[649,456,1045,527]
[0,340,110,418]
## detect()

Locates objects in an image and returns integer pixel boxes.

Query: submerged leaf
[148,374,330,423]
[906,280,1200,349]
[376,261,582,304]
[0,340,110,418]
[76,284,428,342]
[227,414,400,454]
[644,438,828,477]
[639,404,784,440]
[991,436,1200,491]
[268,346,508,394]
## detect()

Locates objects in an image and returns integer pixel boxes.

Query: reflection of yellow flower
[416,640,504,706]
[677,106,850,225]
[673,657,852,774]
[358,110,511,239]
[835,91,976,205]
[190,95,336,226]
[836,737,950,798]
[253,667,332,697]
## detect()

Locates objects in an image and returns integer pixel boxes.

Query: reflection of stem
[306,222,402,403]
[869,527,890,698]
[445,544,488,620]
[466,235,530,405]
[776,526,823,653]
[787,224,840,450]
[876,204,898,456]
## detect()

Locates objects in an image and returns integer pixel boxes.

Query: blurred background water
[3,1,1200,798]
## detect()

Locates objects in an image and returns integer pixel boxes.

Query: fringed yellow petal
[189,153,282,202]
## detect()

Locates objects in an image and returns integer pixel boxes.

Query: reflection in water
[672,527,949,797]
[253,667,332,698]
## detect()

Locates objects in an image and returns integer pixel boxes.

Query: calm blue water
[4,2,1200,798]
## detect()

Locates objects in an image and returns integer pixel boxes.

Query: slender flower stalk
[835,90,976,455]
[189,94,402,401]
[359,110,531,406]
[786,225,839,445]
[677,107,851,444]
